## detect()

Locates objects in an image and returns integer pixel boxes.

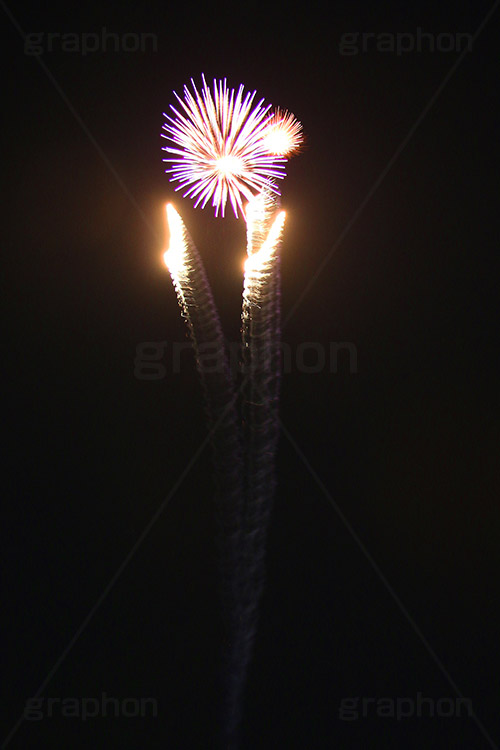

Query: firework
[262,108,303,156]
[162,74,301,747]
[162,76,301,218]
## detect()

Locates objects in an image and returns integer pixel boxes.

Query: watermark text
[24,28,158,56]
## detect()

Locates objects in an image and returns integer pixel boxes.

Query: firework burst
[161,76,301,218]
[262,108,303,156]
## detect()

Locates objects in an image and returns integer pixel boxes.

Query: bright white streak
[163,203,189,293]
[243,209,286,294]
[245,189,278,258]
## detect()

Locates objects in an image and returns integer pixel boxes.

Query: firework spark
[262,108,303,156]
[162,76,301,218]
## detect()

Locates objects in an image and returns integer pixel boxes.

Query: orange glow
[163,203,187,277]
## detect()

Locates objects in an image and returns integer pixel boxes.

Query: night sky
[3,0,500,748]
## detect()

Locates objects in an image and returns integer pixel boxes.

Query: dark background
[2,0,499,747]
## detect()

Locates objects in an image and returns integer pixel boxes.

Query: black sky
[3,0,500,748]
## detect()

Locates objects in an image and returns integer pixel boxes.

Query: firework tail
[225,194,284,744]
[164,205,247,743]
[165,199,285,748]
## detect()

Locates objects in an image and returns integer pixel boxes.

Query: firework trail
[226,193,285,741]
[164,205,245,665]
[207,192,285,748]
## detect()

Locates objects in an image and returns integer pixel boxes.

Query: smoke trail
[164,205,247,744]
[225,194,284,744]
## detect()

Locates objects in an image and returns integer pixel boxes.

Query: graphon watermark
[24,693,158,721]
[338,693,473,721]
[133,340,358,380]
[24,28,158,56]
[338,29,473,56]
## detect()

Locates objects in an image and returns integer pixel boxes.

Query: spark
[163,203,188,281]
[262,108,303,156]
[161,76,290,218]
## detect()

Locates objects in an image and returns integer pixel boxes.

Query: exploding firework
[161,75,301,218]
[262,108,303,156]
